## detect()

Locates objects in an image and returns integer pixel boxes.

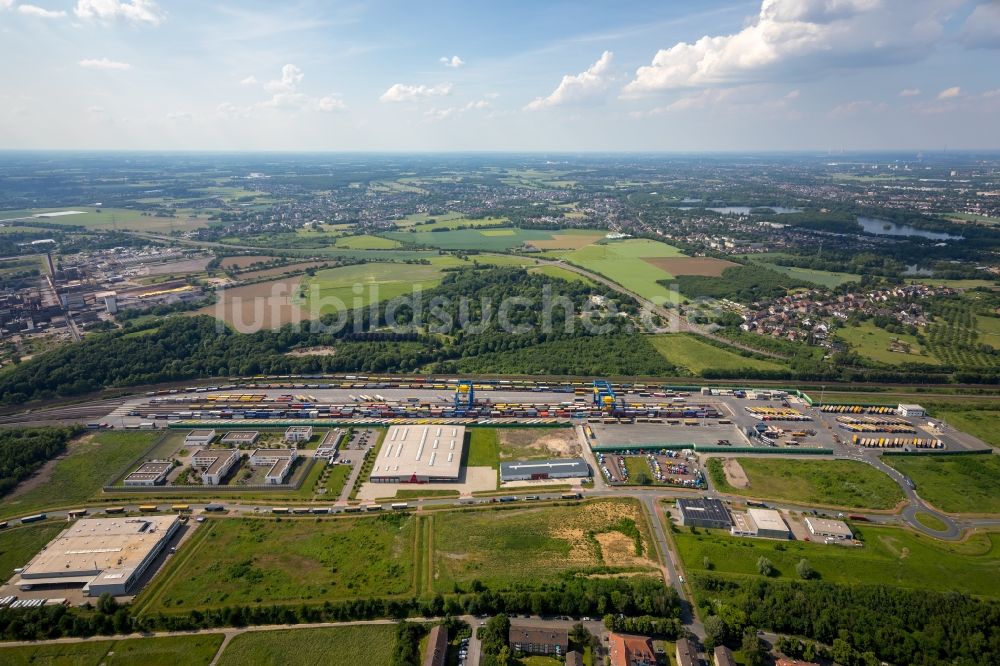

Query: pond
[857,216,963,241]
[674,206,802,214]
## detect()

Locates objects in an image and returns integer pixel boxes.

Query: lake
[674,206,802,214]
[856,216,963,241]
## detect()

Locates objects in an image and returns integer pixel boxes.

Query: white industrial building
[897,404,926,417]
[500,458,590,482]
[249,448,298,485]
[804,517,853,540]
[14,516,180,597]
[370,425,465,483]
[123,460,173,487]
[730,508,791,539]
[192,448,240,485]
[284,426,313,443]
[184,429,216,446]
[221,431,260,446]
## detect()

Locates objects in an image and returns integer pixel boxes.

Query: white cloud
[631,84,800,117]
[961,2,1000,49]
[0,0,14,9]
[623,0,962,96]
[937,86,961,99]
[423,99,491,121]
[899,88,921,97]
[166,111,192,121]
[74,0,164,25]
[316,95,348,112]
[829,99,887,117]
[78,57,133,70]
[379,82,452,103]
[440,55,465,68]
[240,75,258,86]
[264,64,304,93]
[18,4,67,18]
[525,50,614,111]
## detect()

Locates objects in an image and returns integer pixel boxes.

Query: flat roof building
[284,425,313,443]
[509,624,568,656]
[15,516,179,597]
[316,429,344,458]
[732,508,791,539]
[192,448,240,485]
[370,425,466,484]
[184,429,215,446]
[124,460,173,487]
[897,404,926,417]
[500,458,590,482]
[221,431,260,446]
[609,633,656,666]
[677,498,732,529]
[249,448,298,485]
[805,517,853,540]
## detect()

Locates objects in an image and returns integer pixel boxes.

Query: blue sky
[1,0,998,151]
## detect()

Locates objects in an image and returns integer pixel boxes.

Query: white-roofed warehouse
[370,425,466,483]
[500,458,590,482]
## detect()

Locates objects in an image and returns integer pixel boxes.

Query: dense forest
[695,575,1000,666]
[0,427,82,496]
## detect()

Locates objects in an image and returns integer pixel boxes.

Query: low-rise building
[897,403,926,417]
[499,458,590,482]
[221,431,260,446]
[715,645,737,666]
[192,448,240,485]
[677,498,732,529]
[566,652,583,666]
[249,447,298,485]
[676,637,698,666]
[184,429,216,446]
[508,624,568,656]
[732,508,791,539]
[609,633,656,666]
[284,425,313,443]
[422,625,447,666]
[804,517,853,540]
[123,460,173,487]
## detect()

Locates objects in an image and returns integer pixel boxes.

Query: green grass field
[977,315,1000,349]
[217,625,397,666]
[0,207,206,233]
[139,515,416,613]
[884,454,1000,514]
[322,464,351,498]
[528,264,596,285]
[649,334,786,374]
[914,512,949,531]
[836,321,940,366]
[383,227,555,251]
[298,257,464,310]
[707,458,903,510]
[561,239,685,304]
[1,431,159,520]
[753,262,860,288]
[930,407,1000,447]
[675,525,1000,597]
[335,234,403,249]
[431,499,658,592]
[467,429,499,468]
[0,523,65,579]
[0,634,223,666]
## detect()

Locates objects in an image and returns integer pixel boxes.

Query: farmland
[297,258,464,312]
[198,276,306,330]
[753,262,860,288]
[707,458,904,510]
[430,499,658,592]
[836,322,939,366]
[0,207,208,233]
[884,454,1000,514]
[216,625,397,666]
[383,227,555,251]
[560,239,686,304]
[649,334,786,374]
[335,234,403,249]
[138,515,416,613]
[0,431,159,520]
[675,525,1000,597]
[0,634,223,666]
[642,256,738,277]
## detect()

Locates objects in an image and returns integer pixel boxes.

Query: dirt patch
[550,526,594,564]
[220,255,282,269]
[287,346,337,357]
[498,428,581,459]
[596,532,649,567]
[723,458,750,489]
[196,277,306,331]
[144,257,212,275]
[7,434,91,499]
[642,256,738,277]
[238,261,333,280]
[531,233,606,250]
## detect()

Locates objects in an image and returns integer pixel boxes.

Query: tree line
[0,426,82,496]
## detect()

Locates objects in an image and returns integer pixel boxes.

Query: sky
[1,0,999,151]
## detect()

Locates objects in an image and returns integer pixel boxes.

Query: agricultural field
[836,322,940,366]
[0,431,160,520]
[529,229,607,250]
[707,458,904,510]
[431,499,658,592]
[977,315,1000,349]
[0,207,207,233]
[675,525,1000,598]
[198,276,306,330]
[236,261,333,280]
[335,234,403,249]
[397,213,509,231]
[560,239,686,304]
[528,264,595,285]
[220,255,281,270]
[0,634,223,666]
[924,300,1000,368]
[649,334,786,374]
[140,515,417,613]
[383,227,556,251]
[297,257,464,312]
[884,454,1000,514]
[216,625,397,666]
[643,256,738,277]
[497,428,581,460]
[0,523,65,579]
[753,262,860,288]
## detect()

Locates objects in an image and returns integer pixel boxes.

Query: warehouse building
[14,516,180,597]
[184,429,216,446]
[284,425,313,443]
[805,517,853,540]
[249,447,298,485]
[897,404,926,417]
[370,425,465,484]
[676,498,732,529]
[731,508,791,539]
[123,460,173,487]
[499,458,590,482]
[192,448,240,485]
[221,431,260,446]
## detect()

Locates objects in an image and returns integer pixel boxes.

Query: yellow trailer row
[852,435,943,449]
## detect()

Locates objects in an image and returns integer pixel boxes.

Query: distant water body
[856,216,963,241]
[674,205,802,214]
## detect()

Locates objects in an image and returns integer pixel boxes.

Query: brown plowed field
[642,256,738,277]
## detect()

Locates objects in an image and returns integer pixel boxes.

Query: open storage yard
[884,454,1000,514]
[497,428,581,460]
[707,457,905,510]
[675,525,1000,597]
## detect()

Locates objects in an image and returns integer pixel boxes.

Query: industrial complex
[370,425,466,484]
